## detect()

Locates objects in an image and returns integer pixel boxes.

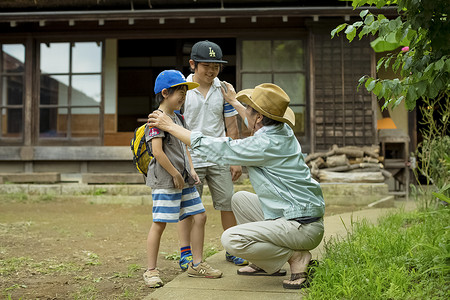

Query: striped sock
[180,246,192,258]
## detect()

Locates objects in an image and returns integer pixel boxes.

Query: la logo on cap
[209,47,216,57]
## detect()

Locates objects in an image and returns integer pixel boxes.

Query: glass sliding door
[39,41,103,143]
[0,43,25,143]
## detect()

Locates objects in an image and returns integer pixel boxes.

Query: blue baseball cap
[154,70,199,94]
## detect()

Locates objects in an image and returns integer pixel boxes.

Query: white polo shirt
[183,74,238,168]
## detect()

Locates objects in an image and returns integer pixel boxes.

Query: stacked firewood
[305,145,391,183]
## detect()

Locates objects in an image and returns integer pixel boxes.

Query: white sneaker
[143,268,164,288]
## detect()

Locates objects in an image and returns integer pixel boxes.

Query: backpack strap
[174,112,186,128]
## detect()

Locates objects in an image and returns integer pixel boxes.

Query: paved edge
[144,201,415,300]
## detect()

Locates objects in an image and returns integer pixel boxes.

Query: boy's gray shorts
[195,164,234,211]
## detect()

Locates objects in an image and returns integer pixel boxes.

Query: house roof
[0,1,353,12]
[0,1,398,28]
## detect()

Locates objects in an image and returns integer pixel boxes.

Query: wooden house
[0,0,409,183]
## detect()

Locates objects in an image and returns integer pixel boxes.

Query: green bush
[305,207,450,299]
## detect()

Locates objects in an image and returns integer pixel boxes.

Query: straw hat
[236,83,295,128]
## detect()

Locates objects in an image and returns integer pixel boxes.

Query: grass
[2,193,29,203]
[204,246,219,258]
[0,256,82,277]
[110,264,142,279]
[82,251,101,266]
[1,193,57,203]
[93,188,107,196]
[163,250,181,261]
[0,257,32,276]
[71,284,98,300]
[305,206,450,299]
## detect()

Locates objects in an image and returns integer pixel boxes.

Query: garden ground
[0,192,377,300]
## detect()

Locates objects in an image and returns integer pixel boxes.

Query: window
[313,34,375,151]
[240,39,306,138]
[0,43,25,142]
[39,42,103,142]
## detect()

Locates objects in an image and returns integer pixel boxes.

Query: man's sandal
[237,263,287,276]
[282,259,319,289]
[283,272,309,289]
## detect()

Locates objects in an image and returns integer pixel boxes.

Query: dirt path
[0,194,360,299]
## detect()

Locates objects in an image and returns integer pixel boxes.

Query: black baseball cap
[190,40,228,64]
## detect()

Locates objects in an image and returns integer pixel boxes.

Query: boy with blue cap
[143,70,222,288]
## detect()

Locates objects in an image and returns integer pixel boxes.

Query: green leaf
[345,25,357,42]
[445,59,450,73]
[403,56,413,70]
[428,82,439,98]
[424,62,434,74]
[369,27,412,53]
[378,82,386,98]
[406,87,417,102]
[378,18,391,37]
[388,19,399,31]
[377,57,385,72]
[439,183,450,193]
[369,20,380,35]
[434,76,444,91]
[376,0,386,9]
[373,82,383,96]
[432,192,450,204]
[365,14,375,25]
[393,56,403,72]
[416,81,427,97]
[331,23,347,38]
[371,37,399,52]
[377,14,386,21]
[358,75,367,84]
[365,77,374,89]
[367,79,377,92]
[384,56,393,69]
[358,26,370,39]
[392,78,402,95]
[393,95,404,108]
[331,28,338,38]
[357,76,367,90]
[360,10,369,18]
[435,59,445,71]
[405,95,416,111]
[353,21,363,27]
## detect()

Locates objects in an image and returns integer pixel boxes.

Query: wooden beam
[0,7,399,23]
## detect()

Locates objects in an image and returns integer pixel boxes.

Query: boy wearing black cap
[177,40,248,270]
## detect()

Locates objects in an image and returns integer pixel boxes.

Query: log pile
[306,145,391,183]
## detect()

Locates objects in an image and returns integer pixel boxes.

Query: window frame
[0,41,27,145]
[237,37,310,151]
[35,39,105,146]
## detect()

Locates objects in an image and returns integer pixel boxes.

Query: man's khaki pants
[221,191,324,274]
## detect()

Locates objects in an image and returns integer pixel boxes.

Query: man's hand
[220,81,238,104]
[230,165,242,182]
[172,172,185,190]
[148,110,173,131]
